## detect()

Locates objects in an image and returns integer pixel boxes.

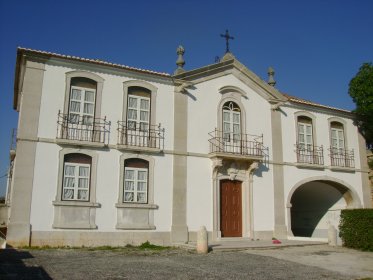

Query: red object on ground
[272,239,282,244]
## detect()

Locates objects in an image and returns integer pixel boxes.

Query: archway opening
[290,180,353,238]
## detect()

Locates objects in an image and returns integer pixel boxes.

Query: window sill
[56,138,108,149]
[116,224,156,230]
[208,152,263,161]
[115,203,158,209]
[329,166,356,172]
[295,163,325,170]
[53,200,101,208]
[116,144,162,153]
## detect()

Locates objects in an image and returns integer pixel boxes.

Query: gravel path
[0,246,360,279]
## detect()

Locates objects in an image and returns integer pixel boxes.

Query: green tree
[349,63,373,149]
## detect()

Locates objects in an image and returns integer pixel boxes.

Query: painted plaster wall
[280,106,361,167]
[38,63,175,150]
[186,156,212,231]
[252,165,275,231]
[186,74,273,157]
[185,73,275,232]
[30,142,173,231]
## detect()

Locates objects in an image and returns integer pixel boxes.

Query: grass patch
[18,241,171,252]
[138,241,170,251]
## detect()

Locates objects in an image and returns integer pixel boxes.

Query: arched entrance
[288,177,361,239]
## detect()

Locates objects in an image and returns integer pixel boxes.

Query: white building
[5,47,371,247]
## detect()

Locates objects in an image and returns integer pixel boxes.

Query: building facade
[5,47,371,247]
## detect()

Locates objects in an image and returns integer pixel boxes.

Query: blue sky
[0,0,372,196]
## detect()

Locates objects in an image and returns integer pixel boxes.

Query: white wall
[30,142,173,231]
[38,64,175,150]
[186,74,273,157]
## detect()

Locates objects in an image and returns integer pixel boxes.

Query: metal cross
[220,30,234,53]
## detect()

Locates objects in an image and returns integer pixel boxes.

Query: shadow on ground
[0,247,51,279]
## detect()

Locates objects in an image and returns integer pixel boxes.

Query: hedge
[339,209,373,251]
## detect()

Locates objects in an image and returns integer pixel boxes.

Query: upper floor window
[62,153,92,201]
[222,101,241,143]
[127,87,151,131]
[330,121,345,151]
[297,116,313,148]
[123,158,149,203]
[296,115,324,165]
[68,78,97,125]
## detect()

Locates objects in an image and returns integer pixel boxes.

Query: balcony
[329,147,355,168]
[56,111,111,146]
[117,121,164,152]
[208,129,266,160]
[295,143,324,166]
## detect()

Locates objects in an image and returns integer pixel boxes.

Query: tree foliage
[349,63,373,148]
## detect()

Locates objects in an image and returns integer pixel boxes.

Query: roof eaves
[17,47,171,78]
[282,93,352,114]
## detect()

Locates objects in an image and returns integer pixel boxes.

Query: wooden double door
[220,180,242,237]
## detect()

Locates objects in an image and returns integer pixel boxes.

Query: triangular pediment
[173,54,288,104]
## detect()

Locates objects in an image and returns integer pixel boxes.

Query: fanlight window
[222,101,241,142]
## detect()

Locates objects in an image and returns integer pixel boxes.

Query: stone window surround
[63,71,105,120]
[122,80,158,127]
[116,153,156,208]
[294,111,318,146]
[217,94,247,135]
[54,148,99,207]
[328,117,348,149]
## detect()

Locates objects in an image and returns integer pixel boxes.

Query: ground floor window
[124,159,148,203]
[62,153,92,201]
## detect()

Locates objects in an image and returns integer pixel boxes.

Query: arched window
[297,116,313,148]
[62,153,92,201]
[330,121,345,151]
[222,101,241,145]
[123,158,149,203]
[127,86,151,131]
[68,77,97,125]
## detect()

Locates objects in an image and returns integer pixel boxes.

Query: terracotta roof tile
[282,93,352,114]
[18,47,171,77]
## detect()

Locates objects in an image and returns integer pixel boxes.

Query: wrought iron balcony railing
[295,143,324,165]
[117,121,165,150]
[329,147,355,168]
[208,129,265,157]
[57,111,111,145]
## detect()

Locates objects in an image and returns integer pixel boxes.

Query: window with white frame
[222,102,241,153]
[330,122,345,151]
[297,116,313,148]
[62,154,91,201]
[69,86,96,125]
[123,159,149,203]
[127,87,150,131]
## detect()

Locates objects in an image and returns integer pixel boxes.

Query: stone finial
[174,45,186,75]
[267,66,276,87]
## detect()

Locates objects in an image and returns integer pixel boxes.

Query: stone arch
[286,176,362,238]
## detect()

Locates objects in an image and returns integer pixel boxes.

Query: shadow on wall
[0,247,52,279]
[290,180,350,238]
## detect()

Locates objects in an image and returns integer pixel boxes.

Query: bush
[339,209,373,251]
